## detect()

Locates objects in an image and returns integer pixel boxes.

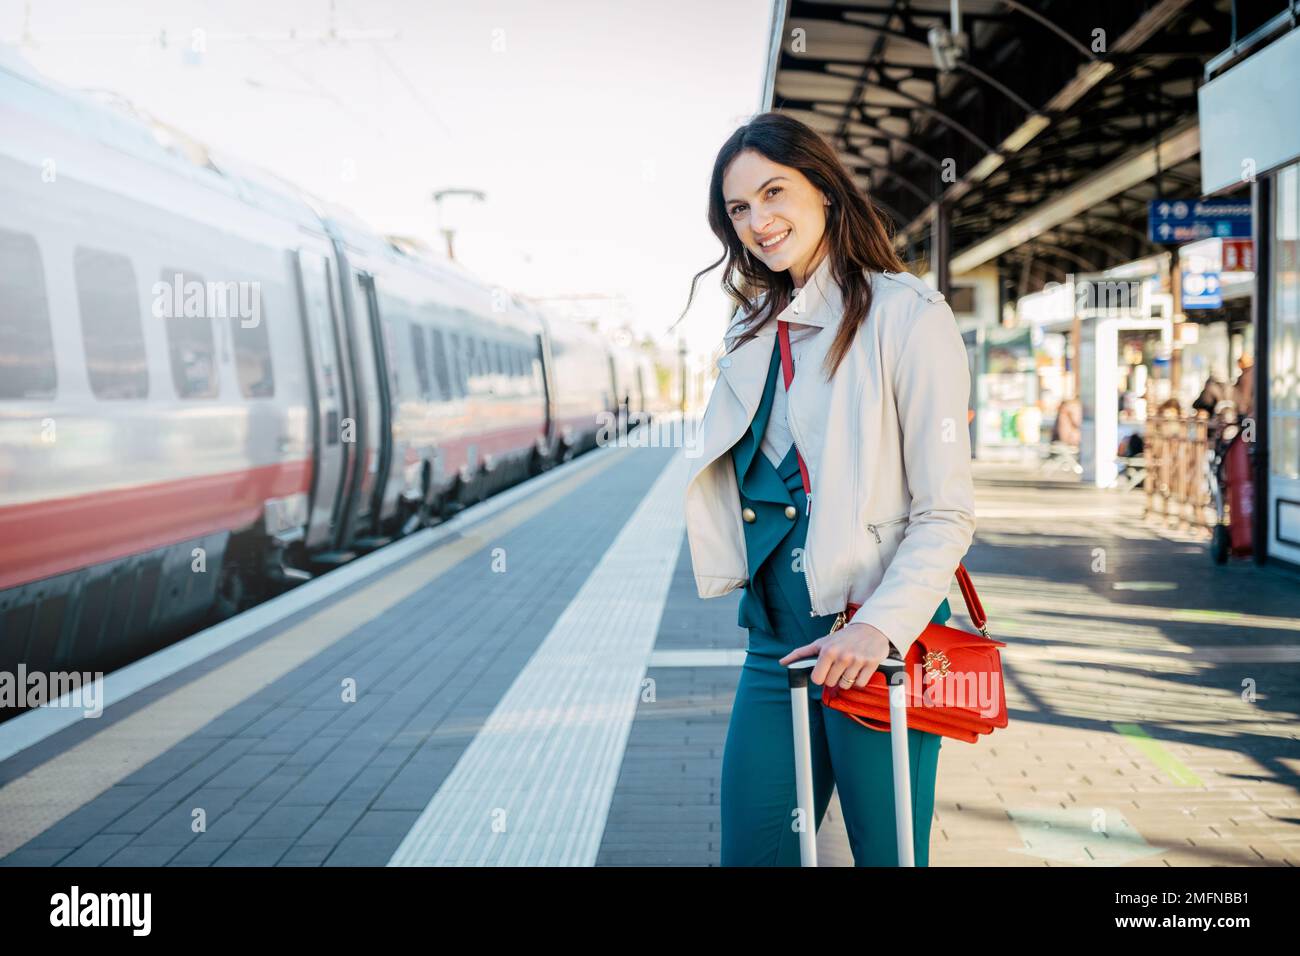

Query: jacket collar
[722,252,839,350]
[782,251,838,328]
[716,254,843,419]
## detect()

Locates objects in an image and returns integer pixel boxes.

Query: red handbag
[777,319,1008,744]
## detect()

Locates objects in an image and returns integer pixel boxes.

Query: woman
[680,112,976,866]
[1232,354,1255,419]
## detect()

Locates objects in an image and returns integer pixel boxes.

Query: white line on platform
[646,649,747,668]
[0,442,624,766]
[388,452,688,866]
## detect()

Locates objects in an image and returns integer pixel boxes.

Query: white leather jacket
[682,255,976,658]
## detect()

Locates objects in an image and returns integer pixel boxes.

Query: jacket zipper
[865,514,909,543]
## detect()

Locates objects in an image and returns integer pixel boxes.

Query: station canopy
[761,0,1273,296]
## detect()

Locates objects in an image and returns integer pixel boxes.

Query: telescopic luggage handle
[786,658,915,867]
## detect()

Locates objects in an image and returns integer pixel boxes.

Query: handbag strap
[776,318,987,633]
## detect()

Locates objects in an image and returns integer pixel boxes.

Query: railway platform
[1,420,1299,867]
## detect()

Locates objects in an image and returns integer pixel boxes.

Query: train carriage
[0,57,626,687]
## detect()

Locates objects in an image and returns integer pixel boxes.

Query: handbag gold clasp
[922,650,951,678]
[828,610,847,633]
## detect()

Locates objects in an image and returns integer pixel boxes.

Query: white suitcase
[785,658,914,866]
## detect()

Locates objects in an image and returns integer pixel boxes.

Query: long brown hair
[675,111,906,381]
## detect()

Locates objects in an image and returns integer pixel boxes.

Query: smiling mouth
[757,228,791,251]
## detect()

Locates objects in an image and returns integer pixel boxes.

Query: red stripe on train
[1,414,606,591]
[432,420,549,471]
[0,459,313,591]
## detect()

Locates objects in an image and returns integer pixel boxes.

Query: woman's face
[722,149,828,286]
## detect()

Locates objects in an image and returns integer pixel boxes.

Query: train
[0,51,661,686]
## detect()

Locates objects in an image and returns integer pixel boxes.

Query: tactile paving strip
[389,454,688,866]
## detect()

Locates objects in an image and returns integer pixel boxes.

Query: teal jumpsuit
[719,334,949,867]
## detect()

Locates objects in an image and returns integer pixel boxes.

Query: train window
[0,229,57,400]
[424,332,439,400]
[298,252,337,400]
[430,327,452,401]
[447,330,465,397]
[532,335,545,390]
[160,268,218,399]
[443,330,456,396]
[229,301,274,399]
[380,315,402,404]
[377,293,417,403]
[465,336,479,391]
[74,247,148,399]
[410,323,431,400]
[454,333,468,396]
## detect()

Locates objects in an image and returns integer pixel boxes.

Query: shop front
[1199,17,1300,568]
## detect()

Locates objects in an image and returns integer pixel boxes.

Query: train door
[348,270,396,537]
[606,354,619,414]
[294,249,351,550]
[606,353,624,431]
[534,331,555,453]
[363,273,403,525]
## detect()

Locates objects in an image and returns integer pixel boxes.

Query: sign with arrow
[1148,199,1251,244]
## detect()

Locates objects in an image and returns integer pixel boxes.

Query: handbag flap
[913,621,1006,653]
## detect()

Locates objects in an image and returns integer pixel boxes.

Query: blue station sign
[1181,269,1222,310]
[1149,199,1252,243]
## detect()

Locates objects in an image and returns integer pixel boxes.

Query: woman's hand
[778,622,893,688]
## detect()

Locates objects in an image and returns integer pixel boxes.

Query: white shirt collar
[777,252,835,328]
[725,252,837,346]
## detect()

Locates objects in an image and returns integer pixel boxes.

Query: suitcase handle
[785,656,904,690]
[784,657,914,866]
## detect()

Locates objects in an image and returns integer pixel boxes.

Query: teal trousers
[719,603,944,867]
[720,334,943,866]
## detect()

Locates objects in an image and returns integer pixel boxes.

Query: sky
[2,0,774,358]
